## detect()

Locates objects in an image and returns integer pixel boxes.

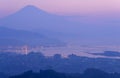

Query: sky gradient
[0,0,120,18]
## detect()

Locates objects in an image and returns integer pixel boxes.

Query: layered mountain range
[0,27,66,46]
[0,5,120,45]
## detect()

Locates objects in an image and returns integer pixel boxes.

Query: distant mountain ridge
[0,27,66,46]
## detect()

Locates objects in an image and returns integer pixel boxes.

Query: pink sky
[0,0,120,18]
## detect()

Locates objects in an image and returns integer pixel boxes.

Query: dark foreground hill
[9,69,120,78]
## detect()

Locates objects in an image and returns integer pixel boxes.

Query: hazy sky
[0,0,120,18]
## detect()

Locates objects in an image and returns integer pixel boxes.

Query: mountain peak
[22,5,39,10]
[20,5,46,13]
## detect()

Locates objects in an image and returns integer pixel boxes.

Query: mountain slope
[0,5,75,32]
[0,27,66,46]
[1,5,120,45]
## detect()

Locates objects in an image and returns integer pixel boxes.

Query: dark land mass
[0,52,120,75]
[9,69,120,78]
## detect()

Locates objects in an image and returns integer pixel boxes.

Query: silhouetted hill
[0,27,66,46]
[9,69,120,78]
[9,70,66,78]
[83,68,109,78]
